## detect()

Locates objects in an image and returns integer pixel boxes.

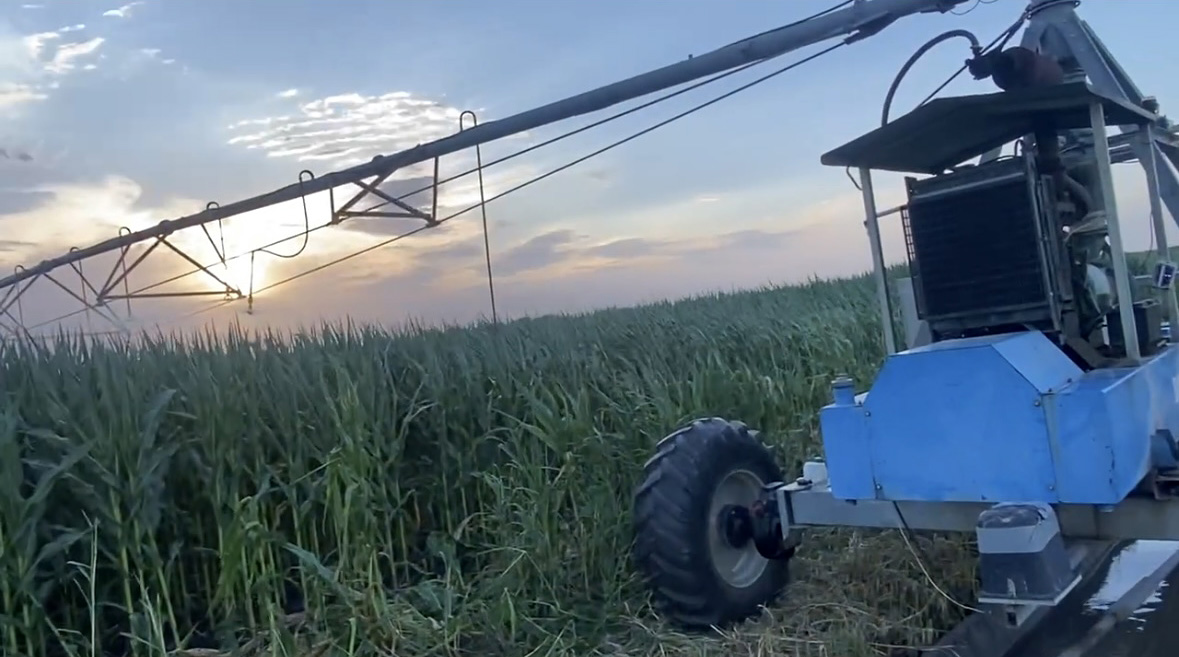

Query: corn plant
[0,273,975,657]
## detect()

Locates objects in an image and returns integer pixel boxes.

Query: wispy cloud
[277,88,299,99]
[0,147,34,163]
[45,37,105,74]
[226,90,510,169]
[0,83,48,109]
[0,176,186,264]
[21,25,105,76]
[102,1,144,19]
[22,30,59,60]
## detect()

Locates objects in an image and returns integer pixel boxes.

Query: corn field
[0,272,976,657]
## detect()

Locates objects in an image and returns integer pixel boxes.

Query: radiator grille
[903,173,1048,322]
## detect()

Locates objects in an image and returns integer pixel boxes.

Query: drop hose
[880,29,982,126]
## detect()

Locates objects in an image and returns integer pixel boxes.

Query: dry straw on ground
[0,272,976,657]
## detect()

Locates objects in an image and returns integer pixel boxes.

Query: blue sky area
[1,0,1177,334]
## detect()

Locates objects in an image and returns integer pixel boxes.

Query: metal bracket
[332,161,439,224]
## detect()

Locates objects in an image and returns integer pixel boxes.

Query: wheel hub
[721,505,754,548]
[707,469,771,589]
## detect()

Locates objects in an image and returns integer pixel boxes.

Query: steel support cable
[104,41,809,309]
[115,58,780,307]
[338,58,788,216]
[358,0,858,217]
[171,41,848,322]
[718,0,854,49]
[11,3,853,320]
[25,40,846,334]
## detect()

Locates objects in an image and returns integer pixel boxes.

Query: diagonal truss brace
[1019,0,1179,325]
[333,159,440,224]
[0,162,445,334]
[1021,1,1179,224]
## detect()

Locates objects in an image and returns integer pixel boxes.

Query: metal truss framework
[0,0,979,337]
[0,155,445,337]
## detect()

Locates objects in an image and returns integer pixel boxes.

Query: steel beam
[0,0,969,296]
[784,482,1179,541]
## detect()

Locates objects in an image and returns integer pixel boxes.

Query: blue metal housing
[819,331,1179,505]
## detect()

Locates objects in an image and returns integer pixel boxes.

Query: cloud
[224,88,540,247]
[45,37,105,74]
[0,83,48,109]
[226,90,522,170]
[0,148,34,163]
[0,177,184,263]
[20,27,104,76]
[102,1,144,18]
[0,190,50,214]
[0,24,106,110]
[493,229,580,276]
[22,31,59,60]
[379,223,809,288]
[205,208,873,332]
[0,239,35,253]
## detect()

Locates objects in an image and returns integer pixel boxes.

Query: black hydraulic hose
[881,29,981,126]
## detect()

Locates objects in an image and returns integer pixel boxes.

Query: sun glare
[217,257,264,297]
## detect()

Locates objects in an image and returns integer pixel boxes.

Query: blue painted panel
[820,330,1179,506]
[818,394,875,499]
[864,332,1079,503]
[1053,346,1179,503]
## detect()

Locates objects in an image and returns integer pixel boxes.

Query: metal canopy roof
[819,82,1157,175]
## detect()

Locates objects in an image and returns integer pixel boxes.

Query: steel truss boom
[0,0,968,309]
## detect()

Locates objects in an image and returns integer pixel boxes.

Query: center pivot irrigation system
[636,0,1179,635]
[6,0,1179,637]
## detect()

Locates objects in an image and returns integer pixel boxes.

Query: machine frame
[776,0,1179,624]
[632,0,1179,635]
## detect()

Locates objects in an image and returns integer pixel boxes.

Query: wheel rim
[708,468,770,589]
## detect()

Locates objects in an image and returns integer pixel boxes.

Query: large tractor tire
[632,417,793,629]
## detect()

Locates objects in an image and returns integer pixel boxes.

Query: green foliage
[0,272,973,657]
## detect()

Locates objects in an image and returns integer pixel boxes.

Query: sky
[2,0,1179,337]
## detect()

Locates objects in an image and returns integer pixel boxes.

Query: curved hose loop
[881,29,982,127]
[9,264,26,325]
[259,169,314,259]
[459,109,499,324]
[200,201,227,264]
